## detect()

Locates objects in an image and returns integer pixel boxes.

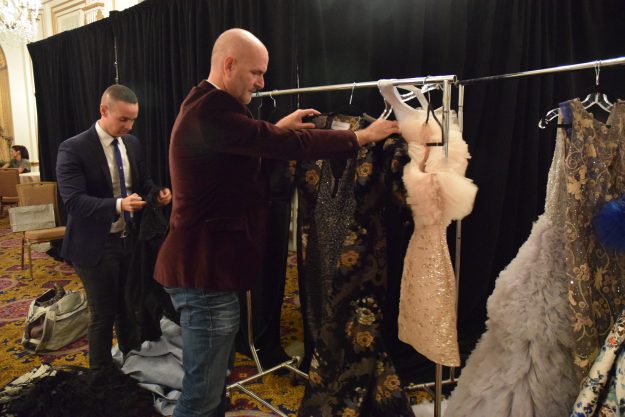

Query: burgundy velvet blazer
[154,81,359,291]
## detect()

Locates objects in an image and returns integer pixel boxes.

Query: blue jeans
[166,288,240,417]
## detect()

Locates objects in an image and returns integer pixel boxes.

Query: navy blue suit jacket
[56,124,157,267]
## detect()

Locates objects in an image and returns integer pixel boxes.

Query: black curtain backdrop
[27,0,625,381]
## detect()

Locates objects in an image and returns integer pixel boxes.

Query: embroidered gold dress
[379,81,477,366]
[564,99,625,380]
[445,99,625,417]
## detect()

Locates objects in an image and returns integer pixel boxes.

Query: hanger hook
[595,60,601,86]
[256,96,263,119]
[349,82,356,105]
[270,91,277,108]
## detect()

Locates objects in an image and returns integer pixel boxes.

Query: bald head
[210,28,266,69]
[208,28,268,104]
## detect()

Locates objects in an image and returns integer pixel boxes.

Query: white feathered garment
[398,108,477,367]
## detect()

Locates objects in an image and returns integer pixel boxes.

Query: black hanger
[423,85,444,147]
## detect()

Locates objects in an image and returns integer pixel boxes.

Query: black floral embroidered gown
[295,114,415,417]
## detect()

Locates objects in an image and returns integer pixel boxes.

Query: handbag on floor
[22,284,89,352]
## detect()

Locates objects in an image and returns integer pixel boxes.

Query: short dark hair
[12,145,29,160]
[103,84,138,105]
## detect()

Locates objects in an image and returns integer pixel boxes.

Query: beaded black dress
[295,114,415,417]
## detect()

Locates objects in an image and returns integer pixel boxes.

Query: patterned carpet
[0,213,301,417]
[0,214,427,416]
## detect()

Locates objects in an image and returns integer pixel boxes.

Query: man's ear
[99,103,107,117]
[224,56,235,75]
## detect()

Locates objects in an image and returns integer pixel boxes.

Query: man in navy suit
[57,84,172,370]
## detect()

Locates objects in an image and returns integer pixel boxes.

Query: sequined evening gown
[378,81,477,367]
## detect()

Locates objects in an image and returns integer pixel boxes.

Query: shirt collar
[95,121,117,146]
[206,80,221,90]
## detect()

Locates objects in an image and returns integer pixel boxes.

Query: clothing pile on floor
[0,363,156,417]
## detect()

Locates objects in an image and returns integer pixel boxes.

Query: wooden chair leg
[27,243,33,280]
[21,236,25,270]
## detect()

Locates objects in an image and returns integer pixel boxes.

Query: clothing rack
[458,56,625,85]
[253,75,457,97]
[250,74,458,417]
[415,56,625,417]
[227,291,307,417]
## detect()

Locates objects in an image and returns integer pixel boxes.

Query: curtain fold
[27,19,115,181]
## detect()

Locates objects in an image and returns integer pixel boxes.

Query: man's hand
[354,118,400,146]
[275,109,321,130]
[157,187,172,206]
[121,193,147,212]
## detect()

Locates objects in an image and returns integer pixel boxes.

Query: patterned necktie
[111,138,131,227]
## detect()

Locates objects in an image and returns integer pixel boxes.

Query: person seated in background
[2,145,31,173]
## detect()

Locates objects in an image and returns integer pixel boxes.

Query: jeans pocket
[178,291,239,334]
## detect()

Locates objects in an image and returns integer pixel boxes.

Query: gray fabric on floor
[113,317,183,416]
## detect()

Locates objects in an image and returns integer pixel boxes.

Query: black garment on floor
[2,365,156,417]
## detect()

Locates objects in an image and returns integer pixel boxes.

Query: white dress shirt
[95,121,133,233]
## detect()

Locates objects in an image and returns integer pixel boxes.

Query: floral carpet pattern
[0,214,300,416]
[0,215,426,416]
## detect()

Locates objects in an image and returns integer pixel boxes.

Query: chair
[15,182,66,279]
[0,168,20,216]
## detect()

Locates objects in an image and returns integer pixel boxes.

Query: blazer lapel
[86,126,114,194]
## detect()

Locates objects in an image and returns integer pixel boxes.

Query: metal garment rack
[252,74,457,417]
[227,290,308,417]
[407,56,625,417]
[459,56,625,85]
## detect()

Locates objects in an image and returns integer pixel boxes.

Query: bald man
[154,29,398,417]
[57,84,172,370]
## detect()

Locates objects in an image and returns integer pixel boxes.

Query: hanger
[266,91,280,122]
[539,61,614,128]
[397,81,444,146]
[333,82,364,116]
[579,62,613,112]
[377,79,445,147]
[255,91,278,120]
[377,79,427,119]
[397,82,441,107]
[255,94,263,119]
[379,100,393,120]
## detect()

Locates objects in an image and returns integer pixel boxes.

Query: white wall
[1,41,38,168]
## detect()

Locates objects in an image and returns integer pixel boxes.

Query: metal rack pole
[433,78,454,417]
[253,75,457,98]
[449,84,465,385]
[459,56,625,85]
[226,290,307,417]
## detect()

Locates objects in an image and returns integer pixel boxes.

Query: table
[19,172,40,184]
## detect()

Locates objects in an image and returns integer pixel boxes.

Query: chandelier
[0,0,41,44]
